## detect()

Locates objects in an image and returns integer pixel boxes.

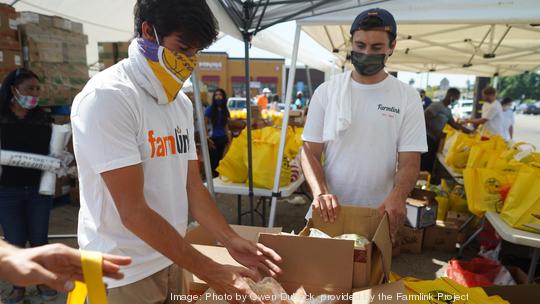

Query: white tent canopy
[299,0,540,76]
[5,0,340,73]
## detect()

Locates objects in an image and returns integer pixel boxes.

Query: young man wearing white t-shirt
[71,1,280,303]
[301,8,427,238]
[467,87,507,140]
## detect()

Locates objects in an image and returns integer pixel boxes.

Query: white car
[452,99,474,120]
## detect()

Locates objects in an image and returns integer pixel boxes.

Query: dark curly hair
[134,0,219,49]
[0,68,39,115]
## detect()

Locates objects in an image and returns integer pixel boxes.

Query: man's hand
[205,265,264,304]
[312,193,339,223]
[224,236,282,277]
[378,195,407,242]
[0,243,131,292]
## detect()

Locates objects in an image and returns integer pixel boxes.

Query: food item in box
[308,228,369,250]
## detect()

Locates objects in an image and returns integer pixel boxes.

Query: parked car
[524,104,540,115]
[452,99,474,119]
[227,97,255,110]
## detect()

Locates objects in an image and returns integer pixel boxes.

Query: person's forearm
[0,240,19,278]
[188,182,237,247]
[470,118,487,125]
[120,203,220,282]
[389,156,420,202]
[300,145,329,197]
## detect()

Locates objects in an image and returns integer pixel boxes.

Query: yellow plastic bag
[466,136,507,169]
[247,127,291,189]
[448,185,469,214]
[446,132,479,172]
[403,277,509,304]
[217,130,248,183]
[436,196,449,221]
[67,251,107,304]
[463,168,512,216]
[500,164,540,232]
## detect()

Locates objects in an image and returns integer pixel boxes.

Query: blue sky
[207,21,476,89]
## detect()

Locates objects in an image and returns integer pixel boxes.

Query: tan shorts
[107,264,184,304]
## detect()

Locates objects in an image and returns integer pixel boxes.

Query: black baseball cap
[350,8,397,39]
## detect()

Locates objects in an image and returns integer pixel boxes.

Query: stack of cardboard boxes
[17,11,88,106]
[0,4,22,82]
[98,41,129,69]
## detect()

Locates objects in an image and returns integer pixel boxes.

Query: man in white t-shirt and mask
[467,86,507,140]
[301,8,427,238]
[71,1,281,303]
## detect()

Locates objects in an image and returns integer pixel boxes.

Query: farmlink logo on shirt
[148,127,190,158]
[377,104,401,114]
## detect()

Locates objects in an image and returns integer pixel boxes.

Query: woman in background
[0,68,56,303]
[205,88,231,177]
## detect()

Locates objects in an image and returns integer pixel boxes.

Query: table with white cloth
[206,176,307,226]
[485,211,540,283]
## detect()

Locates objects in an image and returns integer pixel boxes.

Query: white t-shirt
[502,109,515,140]
[71,42,197,288]
[481,101,506,140]
[302,74,427,208]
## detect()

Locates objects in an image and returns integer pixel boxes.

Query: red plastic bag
[447,257,502,287]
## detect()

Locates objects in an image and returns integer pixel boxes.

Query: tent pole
[191,71,214,197]
[244,35,255,226]
[268,23,301,228]
[306,65,314,99]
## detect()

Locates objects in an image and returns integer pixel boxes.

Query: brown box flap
[185,224,282,246]
[309,206,382,238]
[371,213,392,281]
[353,281,408,304]
[258,233,354,294]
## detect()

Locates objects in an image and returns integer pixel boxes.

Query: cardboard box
[183,244,243,296]
[297,206,392,289]
[405,188,438,229]
[51,16,83,34]
[29,62,88,106]
[182,225,282,296]
[484,284,540,303]
[98,42,130,69]
[423,221,460,252]
[0,4,18,38]
[18,11,53,28]
[399,226,424,254]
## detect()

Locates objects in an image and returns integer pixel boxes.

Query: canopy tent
[5,0,339,74]
[212,0,385,227]
[299,0,540,77]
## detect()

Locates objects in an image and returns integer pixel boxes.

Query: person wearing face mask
[70,1,281,303]
[466,87,507,140]
[0,68,60,303]
[421,88,473,173]
[205,88,231,177]
[501,97,515,141]
[301,8,427,240]
[420,89,432,110]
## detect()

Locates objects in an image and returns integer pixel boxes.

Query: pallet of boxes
[0,3,23,81]
[17,11,89,202]
[98,41,130,70]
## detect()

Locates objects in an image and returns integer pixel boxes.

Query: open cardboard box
[296,206,392,289]
[183,224,282,296]
[195,207,391,303]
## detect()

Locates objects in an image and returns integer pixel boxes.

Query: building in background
[195,52,285,104]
